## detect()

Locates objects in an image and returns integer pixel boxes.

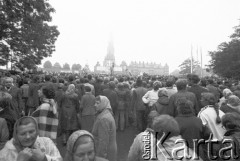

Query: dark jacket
[102,88,118,114]
[187,84,209,112]
[132,87,148,111]
[168,90,199,117]
[220,129,240,161]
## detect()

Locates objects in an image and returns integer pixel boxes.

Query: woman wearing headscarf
[218,88,233,107]
[220,95,240,114]
[0,116,62,161]
[92,95,117,161]
[64,130,108,161]
[32,85,59,144]
[59,84,80,145]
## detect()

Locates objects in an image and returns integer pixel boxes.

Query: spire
[104,35,115,67]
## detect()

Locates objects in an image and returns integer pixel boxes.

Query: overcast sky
[42,0,240,73]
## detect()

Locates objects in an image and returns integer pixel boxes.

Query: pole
[201,47,203,78]
[191,45,193,74]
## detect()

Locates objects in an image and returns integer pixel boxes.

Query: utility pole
[191,45,193,74]
[201,47,203,78]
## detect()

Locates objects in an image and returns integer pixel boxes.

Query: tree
[178,58,200,75]
[53,62,61,70]
[0,41,10,66]
[76,64,82,70]
[0,0,60,70]
[43,60,52,69]
[208,22,240,79]
[63,63,70,70]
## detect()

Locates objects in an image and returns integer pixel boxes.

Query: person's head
[153,81,162,91]
[64,130,96,161]
[147,110,159,129]
[23,79,28,85]
[44,75,51,82]
[158,88,168,98]
[117,83,124,90]
[38,85,55,99]
[0,92,12,111]
[108,81,115,90]
[201,92,221,124]
[14,117,38,150]
[87,74,92,81]
[136,78,142,87]
[66,84,76,95]
[175,79,188,91]
[176,97,194,115]
[4,77,13,88]
[95,96,111,113]
[84,86,91,93]
[59,78,65,84]
[152,115,180,138]
[200,78,207,87]
[104,77,109,84]
[201,92,216,106]
[227,95,240,113]
[166,78,175,87]
[188,74,200,85]
[207,79,214,85]
[69,75,75,82]
[222,112,240,131]
[223,88,233,99]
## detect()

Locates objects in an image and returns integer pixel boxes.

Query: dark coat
[3,86,24,118]
[102,88,118,114]
[175,115,207,148]
[168,90,199,117]
[59,93,80,131]
[187,84,209,112]
[131,87,148,111]
[27,83,40,108]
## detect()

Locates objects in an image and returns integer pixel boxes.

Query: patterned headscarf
[66,84,75,95]
[64,130,95,161]
[13,116,39,152]
[98,96,112,111]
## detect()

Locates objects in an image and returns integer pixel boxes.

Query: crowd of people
[0,71,240,160]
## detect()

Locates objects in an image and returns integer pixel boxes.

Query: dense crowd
[0,71,240,161]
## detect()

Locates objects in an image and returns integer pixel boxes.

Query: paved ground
[57,126,138,161]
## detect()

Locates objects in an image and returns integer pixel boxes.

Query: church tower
[103,36,115,67]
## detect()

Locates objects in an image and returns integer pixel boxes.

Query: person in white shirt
[198,92,226,141]
[142,81,162,110]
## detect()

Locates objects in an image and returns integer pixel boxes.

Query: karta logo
[142,132,239,160]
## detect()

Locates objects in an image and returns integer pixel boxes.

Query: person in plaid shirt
[32,85,58,144]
